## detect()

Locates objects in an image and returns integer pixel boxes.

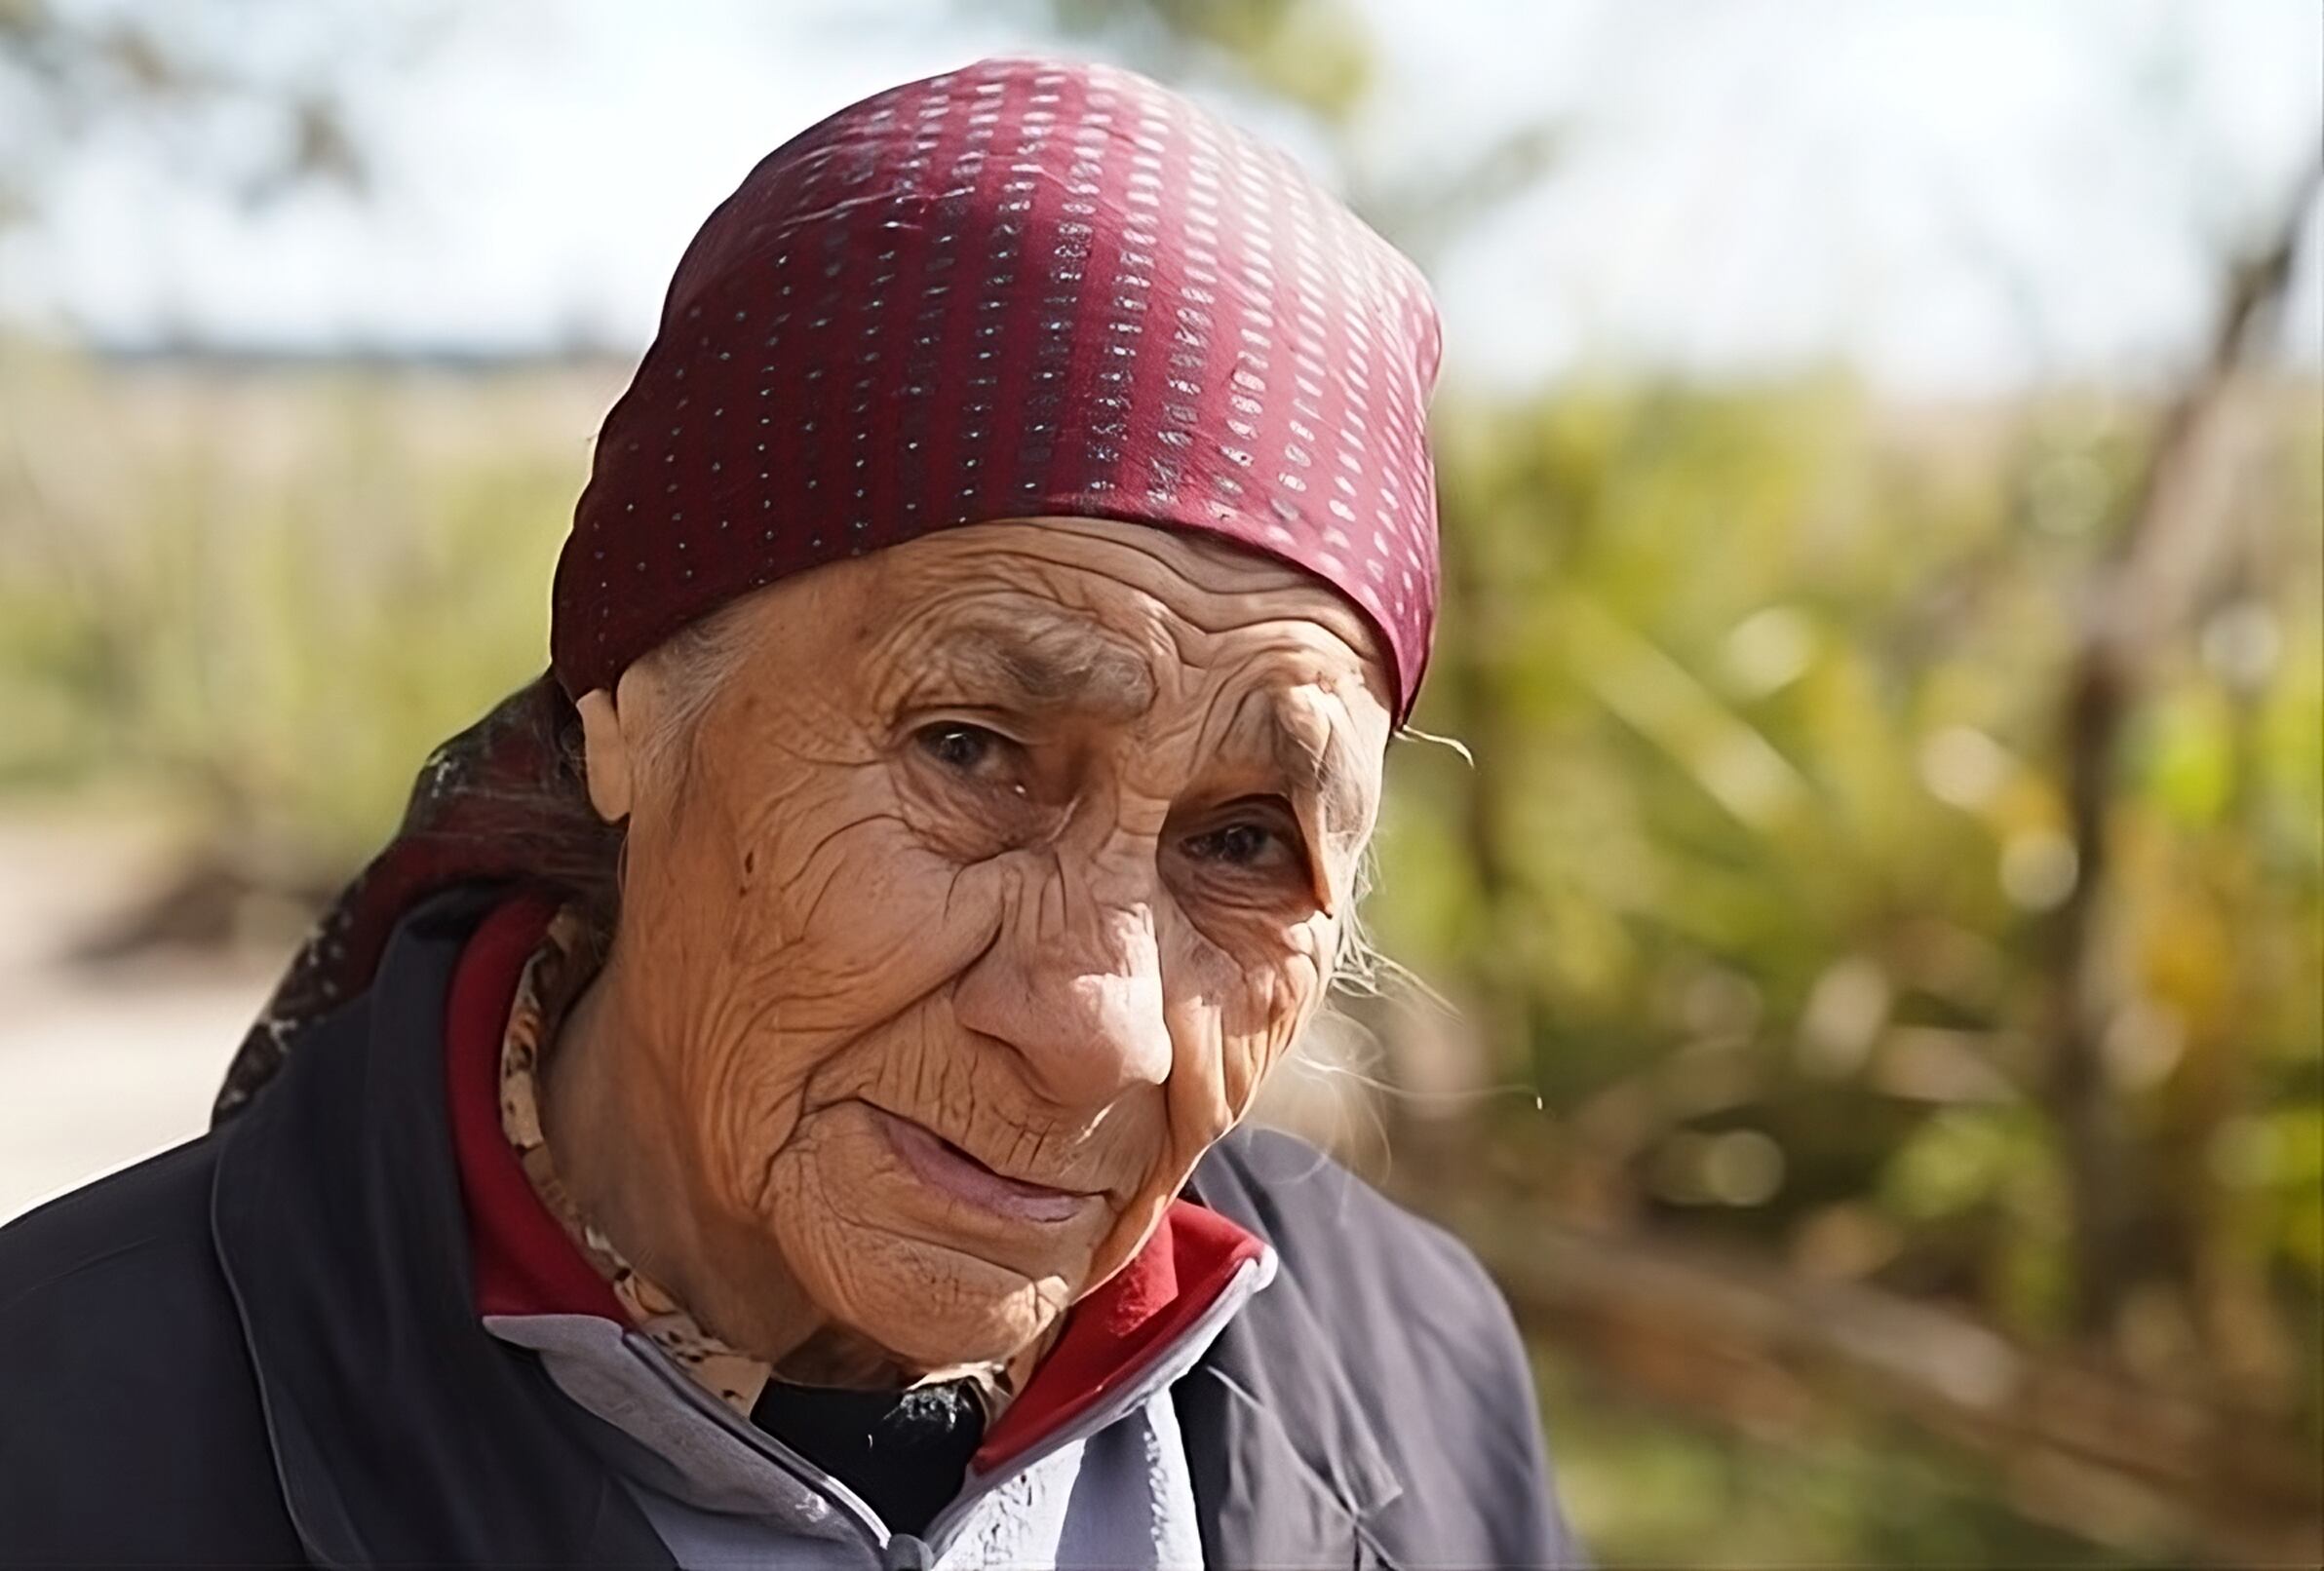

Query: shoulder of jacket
[0,1138,305,1561]
[1196,1128,1581,1569]
[0,1135,230,1340]
[1202,1125,1516,1337]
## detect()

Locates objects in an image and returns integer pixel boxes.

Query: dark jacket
[0,892,1577,1568]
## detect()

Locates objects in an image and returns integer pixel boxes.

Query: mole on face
[593,517,1392,1370]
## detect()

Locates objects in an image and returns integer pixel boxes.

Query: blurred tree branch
[0,0,369,230]
[1349,119,1566,269]
[2044,151,2324,1336]
[1422,1179,2324,1567]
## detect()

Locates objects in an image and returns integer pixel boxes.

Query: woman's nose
[952,888,1175,1109]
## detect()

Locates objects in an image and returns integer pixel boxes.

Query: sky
[3,0,2319,393]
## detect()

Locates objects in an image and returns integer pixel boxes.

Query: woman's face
[594,517,1392,1369]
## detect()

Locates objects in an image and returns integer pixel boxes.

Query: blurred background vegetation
[2,1,2319,1564]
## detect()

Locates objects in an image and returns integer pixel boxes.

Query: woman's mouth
[868,1105,1099,1224]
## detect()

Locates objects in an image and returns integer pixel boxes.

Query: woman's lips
[870,1106,1098,1224]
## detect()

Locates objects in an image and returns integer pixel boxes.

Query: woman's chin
[786,1219,1073,1370]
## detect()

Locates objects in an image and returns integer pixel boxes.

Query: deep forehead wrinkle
[916,605,1158,721]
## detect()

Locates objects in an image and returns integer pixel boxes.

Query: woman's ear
[574,688,633,824]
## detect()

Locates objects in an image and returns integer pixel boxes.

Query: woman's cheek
[681,820,986,1222]
[1218,1029,1276,1132]
[1155,918,1315,1148]
[1152,980,1284,1171]
[705,1043,811,1215]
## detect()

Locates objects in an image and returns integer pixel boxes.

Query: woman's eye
[914,721,1013,778]
[1184,820,1290,868]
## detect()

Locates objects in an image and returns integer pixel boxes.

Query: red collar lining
[444,896,1260,1468]
[971,1196,1259,1470]
[445,893,628,1323]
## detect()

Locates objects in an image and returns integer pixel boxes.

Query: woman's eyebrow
[1219,685,1373,833]
[1282,723,1371,836]
[926,617,1156,721]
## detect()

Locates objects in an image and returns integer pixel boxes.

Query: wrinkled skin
[548,517,1392,1382]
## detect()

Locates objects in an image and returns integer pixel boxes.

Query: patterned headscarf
[214,56,1444,1121]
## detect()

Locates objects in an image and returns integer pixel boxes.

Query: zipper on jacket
[617,1245,1274,1565]
[882,1534,935,1570]
[617,1329,892,1555]
[915,1248,1275,1558]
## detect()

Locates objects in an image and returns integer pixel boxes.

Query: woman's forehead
[872,517,1389,671]
[694,517,1397,783]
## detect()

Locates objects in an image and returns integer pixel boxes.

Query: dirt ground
[0,811,282,1222]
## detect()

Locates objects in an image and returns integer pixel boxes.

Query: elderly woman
[0,58,1574,1570]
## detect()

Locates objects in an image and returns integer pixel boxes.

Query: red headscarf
[214,56,1443,1120]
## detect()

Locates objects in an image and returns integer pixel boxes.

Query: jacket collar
[210,889,670,1568]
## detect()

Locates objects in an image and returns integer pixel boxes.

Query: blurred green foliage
[1532,1351,2140,1570]
[0,339,2316,1562]
[1360,373,2321,1560]
[0,347,592,857]
[1381,375,2321,1347]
